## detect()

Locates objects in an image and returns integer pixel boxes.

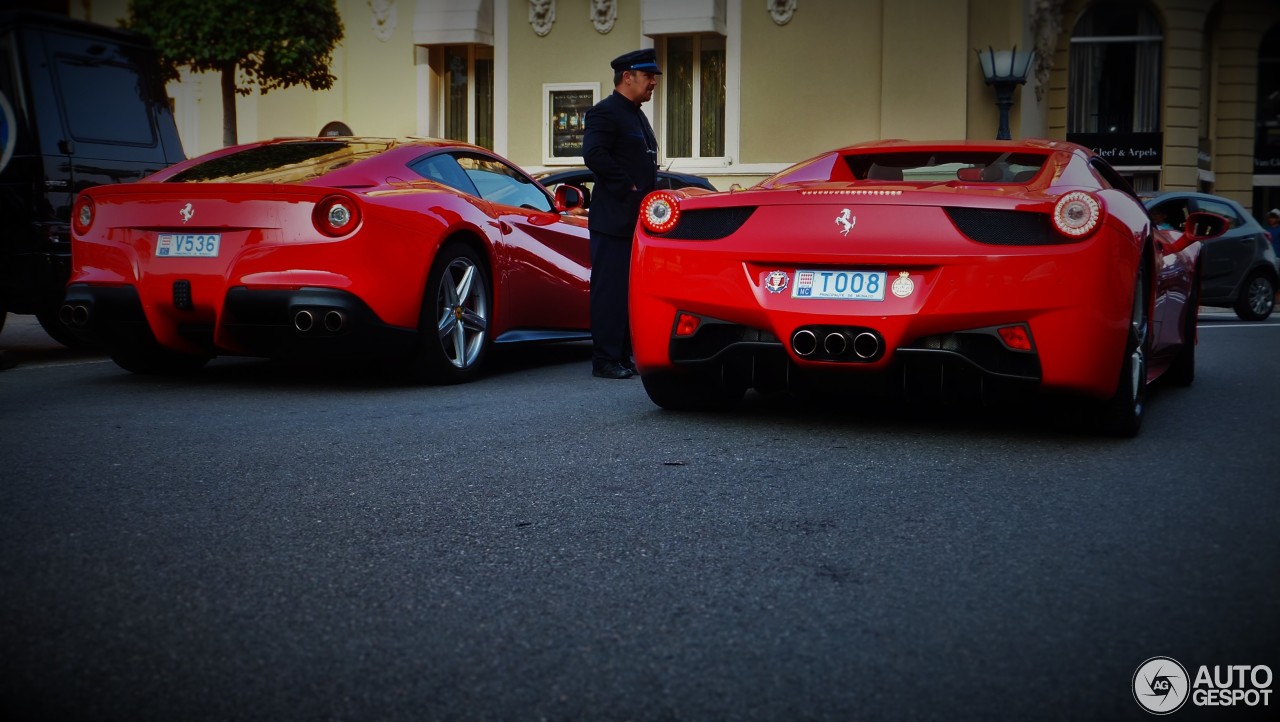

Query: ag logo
[763,270,789,294]
[1134,656,1189,714]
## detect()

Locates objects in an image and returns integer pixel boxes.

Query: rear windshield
[167,141,393,183]
[843,151,1048,183]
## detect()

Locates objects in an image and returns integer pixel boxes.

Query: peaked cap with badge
[610,48,662,74]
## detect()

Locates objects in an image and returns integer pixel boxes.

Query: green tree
[125,0,344,147]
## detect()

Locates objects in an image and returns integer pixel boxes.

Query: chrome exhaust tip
[791,328,818,357]
[60,303,91,327]
[853,331,881,360]
[293,309,315,333]
[323,310,346,333]
[823,331,848,357]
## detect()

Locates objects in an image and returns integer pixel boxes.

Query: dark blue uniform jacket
[582,90,659,237]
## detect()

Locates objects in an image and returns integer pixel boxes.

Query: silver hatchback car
[1145,192,1279,321]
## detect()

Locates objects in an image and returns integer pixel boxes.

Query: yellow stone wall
[73,0,1279,206]
[737,1,884,162]
[504,0,645,164]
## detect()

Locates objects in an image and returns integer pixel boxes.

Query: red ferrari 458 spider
[630,139,1228,436]
[63,137,591,383]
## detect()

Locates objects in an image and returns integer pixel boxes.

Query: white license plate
[156,233,221,258]
[792,269,886,301]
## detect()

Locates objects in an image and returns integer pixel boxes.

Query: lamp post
[976,45,1035,140]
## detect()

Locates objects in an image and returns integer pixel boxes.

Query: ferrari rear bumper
[61,284,417,359]
[663,314,1042,403]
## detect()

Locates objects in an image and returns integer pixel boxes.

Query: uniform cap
[611,48,662,74]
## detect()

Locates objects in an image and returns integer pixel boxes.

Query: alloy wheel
[436,257,488,369]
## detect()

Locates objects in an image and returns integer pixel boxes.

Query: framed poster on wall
[543,83,600,165]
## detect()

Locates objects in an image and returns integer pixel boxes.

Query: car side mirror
[1163,211,1230,254]
[554,184,584,213]
[1182,211,1229,241]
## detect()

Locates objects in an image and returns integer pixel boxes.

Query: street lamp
[976,45,1035,140]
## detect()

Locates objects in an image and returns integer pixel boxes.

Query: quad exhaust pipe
[791,326,883,362]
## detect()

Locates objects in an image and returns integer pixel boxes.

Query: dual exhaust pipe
[791,327,883,362]
[293,308,347,334]
[59,302,92,327]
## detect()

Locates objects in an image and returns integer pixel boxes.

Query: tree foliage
[125,0,344,146]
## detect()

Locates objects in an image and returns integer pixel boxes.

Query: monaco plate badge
[764,270,790,294]
[891,271,914,298]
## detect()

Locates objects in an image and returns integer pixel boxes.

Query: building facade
[68,0,1280,218]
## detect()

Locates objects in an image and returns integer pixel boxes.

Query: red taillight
[997,324,1034,352]
[675,312,701,337]
[640,191,680,234]
[72,195,94,235]
[1052,191,1102,238]
[312,194,361,237]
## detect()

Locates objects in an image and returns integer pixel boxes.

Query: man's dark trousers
[590,229,632,368]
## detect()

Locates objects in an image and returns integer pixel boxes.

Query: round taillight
[1053,191,1102,238]
[72,195,94,235]
[313,195,361,237]
[640,192,680,235]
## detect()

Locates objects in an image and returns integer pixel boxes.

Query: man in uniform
[582,48,661,379]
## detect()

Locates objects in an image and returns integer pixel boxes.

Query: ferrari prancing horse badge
[835,209,855,236]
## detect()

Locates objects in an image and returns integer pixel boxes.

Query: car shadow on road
[71,340,595,391]
[691,384,1178,442]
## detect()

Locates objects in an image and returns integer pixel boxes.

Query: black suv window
[53,51,155,146]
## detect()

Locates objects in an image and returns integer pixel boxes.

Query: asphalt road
[1,311,1278,721]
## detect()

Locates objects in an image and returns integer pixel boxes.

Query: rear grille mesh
[662,207,756,240]
[945,207,1071,246]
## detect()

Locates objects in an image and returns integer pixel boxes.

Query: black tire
[1165,276,1197,387]
[36,307,101,349]
[407,241,491,384]
[1233,270,1275,321]
[1098,262,1150,438]
[641,369,746,411]
[109,339,210,375]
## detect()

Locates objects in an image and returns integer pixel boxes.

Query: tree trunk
[221,63,238,147]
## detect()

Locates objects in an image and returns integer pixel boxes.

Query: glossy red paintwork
[68,138,590,360]
[630,139,1201,400]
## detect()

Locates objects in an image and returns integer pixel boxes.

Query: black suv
[0,10,184,344]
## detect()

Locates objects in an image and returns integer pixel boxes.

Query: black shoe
[592,362,634,379]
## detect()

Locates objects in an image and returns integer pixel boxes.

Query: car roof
[1142,190,1245,207]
